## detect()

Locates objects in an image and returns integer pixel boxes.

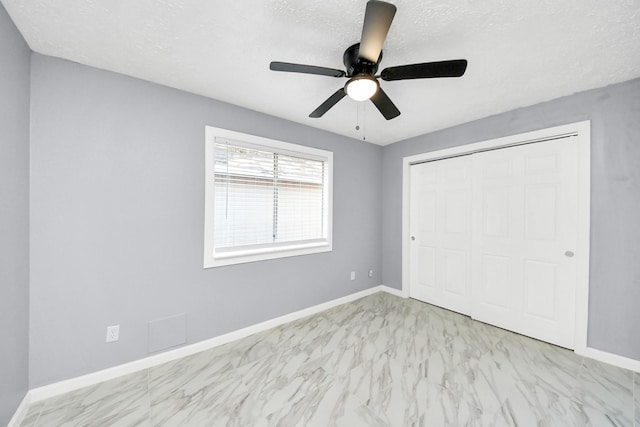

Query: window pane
[213,142,326,250]
[214,143,275,248]
[214,174,274,248]
[275,154,324,243]
[276,181,324,242]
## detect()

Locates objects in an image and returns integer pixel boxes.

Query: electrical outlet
[350,271,356,281]
[368,269,374,278]
[106,325,120,343]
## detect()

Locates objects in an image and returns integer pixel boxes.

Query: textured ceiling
[3,0,640,145]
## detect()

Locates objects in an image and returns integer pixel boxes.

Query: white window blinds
[213,140,327,251]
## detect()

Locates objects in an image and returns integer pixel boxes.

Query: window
[204,127,333,267]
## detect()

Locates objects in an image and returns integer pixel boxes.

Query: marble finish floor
[21,292,640,426]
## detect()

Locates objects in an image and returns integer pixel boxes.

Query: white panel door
[471,137,578,348]
[409,155,472,315]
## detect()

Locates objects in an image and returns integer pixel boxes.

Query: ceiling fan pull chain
[363,103,367,141]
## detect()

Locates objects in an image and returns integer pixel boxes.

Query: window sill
[203,240,331,268]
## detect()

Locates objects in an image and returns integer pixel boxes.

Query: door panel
[471,138,578,348]
[443,249,467,296]
[445,191,468,232]
[410,155,472,315]
[523,260,557,320]
[481,254,512,309]
[483,187,510,237]
[417,246,436,291]
[524,184,558,240]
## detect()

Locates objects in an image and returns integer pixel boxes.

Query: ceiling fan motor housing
[343,43,381,77]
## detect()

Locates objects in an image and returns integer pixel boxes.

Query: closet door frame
[401,120,591,355]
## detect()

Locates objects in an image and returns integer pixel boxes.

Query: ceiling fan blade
[381,59,468,81]
[270,62,346,78]
[358,1,397,63]
[309,88,347,118]
[370,87,400,120]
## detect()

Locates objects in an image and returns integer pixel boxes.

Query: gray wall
[382,78,640,361]
[29,54,382,387]
[8,21,640,393]
[0,3,31,425]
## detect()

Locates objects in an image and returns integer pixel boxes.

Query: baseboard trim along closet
[27,285,398,404]
[577,346,640,373]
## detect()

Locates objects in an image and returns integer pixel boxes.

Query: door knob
[411,236,416,241]
[565,250,574,258]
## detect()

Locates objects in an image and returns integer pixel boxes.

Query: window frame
[204,126,333,268]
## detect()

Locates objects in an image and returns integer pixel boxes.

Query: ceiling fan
[269,0,468,120]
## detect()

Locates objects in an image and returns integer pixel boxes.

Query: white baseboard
[576,346,640,373]
[379,285,408,298]
[29,285,384,403]
[7,392,30,427]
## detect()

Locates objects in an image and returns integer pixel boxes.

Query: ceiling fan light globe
[345,75,379,101]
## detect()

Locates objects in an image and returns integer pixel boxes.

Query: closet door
[471,137,578,348]
[409,155,472,315]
